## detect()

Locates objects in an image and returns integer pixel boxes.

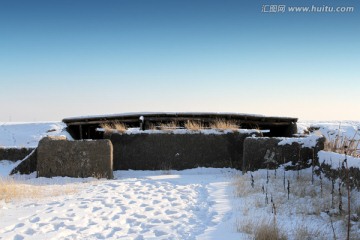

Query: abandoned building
[62,112,298,140]
[6,112,325,179]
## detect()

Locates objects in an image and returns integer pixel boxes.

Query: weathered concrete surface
[109,131,260,170]
[37,137,113,179]
[243,136,325,172]
[319,163,360,190]
[0,147,35,161]
[10,149,37,175]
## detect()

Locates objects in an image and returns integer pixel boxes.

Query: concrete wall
[0,147,35,161]
[37,137,113,179]
[320,163,360,190]
[243,136,325,172]
[10,149,37,175]
[109,131,260,170]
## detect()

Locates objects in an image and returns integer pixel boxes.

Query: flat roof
[63,112,297,125]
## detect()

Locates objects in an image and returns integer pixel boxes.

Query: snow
[297,121,360,141]
[0,122,71,148]
[124,128,260,135]
[278,135,322,148]
[0,167,239,240]
[0,160,21,176]
[318,150,360,169]
[1,121,360,239]
[63,111,296,122]
[2,165,359,239]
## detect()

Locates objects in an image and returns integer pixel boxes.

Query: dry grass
[237,219,287,240]
[184,120,204,131]
[253,220,287,240]
[210,119,239,130]
[232,174,258,197]
[100,122,114,133]
[0,178,41,202]
[159,121,178,131]
[114,122,127,133]
[236,219,254,235]
[294,225,322,240]
[100,121,127,133]
[0,177,77,203]
[324,130,360,157]
[147,123,157,130]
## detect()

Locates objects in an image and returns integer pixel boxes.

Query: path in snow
[0,168,237,240]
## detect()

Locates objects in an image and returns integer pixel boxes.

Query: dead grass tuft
[238,218,287,240]
[0,177,77,203]
[114,122,127,133]
[184,120,204,131]
[0,178,41,202]
[294,225,322,240]
[100,121,127,133]
[233,174,259,197]
[236,218,254,235]
[159,121,178,131]
[147,123,157,130]
[100,122,114,133]
[210,119,239,130]
[324,130,360,157]
[253,220,287,240]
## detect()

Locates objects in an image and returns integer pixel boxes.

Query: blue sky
[0,0,359,121]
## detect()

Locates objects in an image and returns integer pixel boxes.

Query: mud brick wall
[243,136,325,172]
[37,137,113,179]
[0,147,35,161]
[109,131,260,170]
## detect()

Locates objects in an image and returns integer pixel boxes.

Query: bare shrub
[184,120,204,131]
[210,119,239,131]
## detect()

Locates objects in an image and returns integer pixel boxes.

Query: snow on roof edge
[63,112,298,122]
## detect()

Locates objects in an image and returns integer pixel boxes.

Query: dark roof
[63,112,297,126]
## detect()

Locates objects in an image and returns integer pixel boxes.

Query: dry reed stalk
[159,121,178,131]
[210,119,239,130]
[184,121,204,131]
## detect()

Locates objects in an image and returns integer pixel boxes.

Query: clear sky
[1,0,359,122]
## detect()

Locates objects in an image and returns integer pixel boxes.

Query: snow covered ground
[0,120,360,239]
[0,168,238,240]
[0,122,70,148]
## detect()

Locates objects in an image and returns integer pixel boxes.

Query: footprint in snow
[23,228,36,235]
[29,217,40,223]
[145,207,154,211]
[154,230,168,237]
[13,234,24,240]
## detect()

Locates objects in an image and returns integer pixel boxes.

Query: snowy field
[0,122,70,148]
[0,168,238,240]
[0,121,360,239]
